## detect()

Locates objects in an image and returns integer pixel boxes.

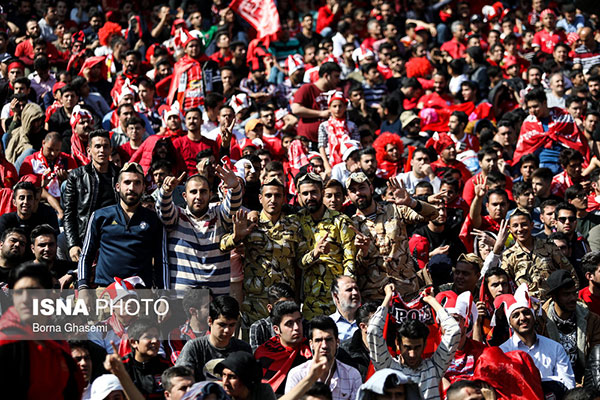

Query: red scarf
[326,117,352,167]
[513,107,589,165]
[167,55,204,106]
[71,134,90,167]
[255,336,312,392]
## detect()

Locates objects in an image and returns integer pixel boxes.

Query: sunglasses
[558,216,577,223]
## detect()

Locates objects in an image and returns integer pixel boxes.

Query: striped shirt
[573,44,600,74]
[156,184,242,295]
[367,305,460,400]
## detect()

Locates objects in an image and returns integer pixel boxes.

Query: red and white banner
[229,0,281,39]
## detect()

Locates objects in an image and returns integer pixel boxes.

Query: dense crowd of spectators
[0,0,599,399]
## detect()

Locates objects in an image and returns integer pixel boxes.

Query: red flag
[229,0,281,40]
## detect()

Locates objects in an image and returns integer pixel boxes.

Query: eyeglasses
[558,216,577,223]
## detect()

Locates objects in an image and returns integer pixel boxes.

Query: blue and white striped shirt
[156,185,242,295]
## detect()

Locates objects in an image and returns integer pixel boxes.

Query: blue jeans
[14,148,35,174]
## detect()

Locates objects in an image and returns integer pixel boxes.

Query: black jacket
[62,162,119,250]
[337,329,370,381]
[122,352,171,399]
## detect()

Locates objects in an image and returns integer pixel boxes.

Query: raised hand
[162,172,186,195]
[220,116,236,146]
[232,209,257,242]
[473,174,488,199]
[427,189,448,206]
[313,232,331,258]
[215,164,239,188]
[493,218,510,255]
[350,225,370,255]
[387,178,413,206]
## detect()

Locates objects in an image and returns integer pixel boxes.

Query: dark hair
[209,295,239,320]
[88,129,111,144]
[540,199,559,211]
[1,227,27,243]
[30,224,57,244]
[555,202,577,219]
[13,77,31,89]
[487,188,509,202]
[582,251,600,276]
[565,95,583,109]
[324,178,345,195]
[195,149,214,163]
[565,183,585,202]
[267,283,294,304]
[265,160,284,173]
[33,55,50,72]
[360,62,378,75]
[124,116,144,129]
[162,366,194,392]
[137,77,155,90]
[451,111,468,127]
[271,301,301,326]
[477,146,497,162]
[318,62,342,78]
[532,167,553,183]
[521,153,539,167]
[356,301,378,326]
[415,181,433,193]
[559,148,584,168]
[302,383,332,400]
[484,266,509,282]
[182,288,210,318]
[591,169,600,184]
[359,147,377,158]
[127,318,159,341]
[12,181,36,199]
[204,92,225,109]
[308,316,338,339]
[9,262,53,289]
[524,87,547,104]
[486,170,506,186]
[512,181,533,198]
[124,50,142,61]
[549,231,570,243]
[563,387,600,400]
[117,103,135,116]
[398,319,429,341]
[447,381,481,399]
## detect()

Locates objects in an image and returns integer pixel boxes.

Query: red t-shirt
[262,133,284,160]
[418,91,454,109]
[293,83,329,143]
[441,38,467,59]
[117,142,138,163]
[579,287,600,316]
[173,135,220,175]
[532,30,567,54]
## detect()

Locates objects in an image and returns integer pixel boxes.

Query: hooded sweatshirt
[6,103,45,163]
[356,369,422,400]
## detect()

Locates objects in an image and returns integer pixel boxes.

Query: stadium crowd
[0,0,600,398]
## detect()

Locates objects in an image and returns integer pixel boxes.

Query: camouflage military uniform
[353,201,438,301]
[501,238,579,300]
[298,207,357,319]
[221,211,306,324]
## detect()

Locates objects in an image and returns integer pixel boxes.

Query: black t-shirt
[296,31,322,50]
[96,171,116,209]
[413,224,466,263]
[0,266,11,285]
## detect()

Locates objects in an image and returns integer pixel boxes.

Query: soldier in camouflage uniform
[296,172,357,319]
[502,209,579,300]
[346,172,438,301]
[220,178,306,325]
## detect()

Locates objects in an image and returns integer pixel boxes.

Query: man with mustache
[295,172,357,319]
[346,172,437,301]
[78,162,168,295]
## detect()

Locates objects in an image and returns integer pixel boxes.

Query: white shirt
[500,333,575,389]
[285,359,361,400]
[331,163,351,188]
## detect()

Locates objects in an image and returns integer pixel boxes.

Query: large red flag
[229,0,281,40]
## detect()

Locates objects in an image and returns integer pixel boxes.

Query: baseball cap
[90,375,124,400]
[120,162,144,176]
[345,171,370,188]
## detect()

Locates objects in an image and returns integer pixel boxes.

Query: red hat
[493,283,532,325]
[540,8,556,18]
[52,81,67,95]
[78,56,107,79]
[409,234,429,270]
[100,276,145,304]
[436,290,478,327]
[503,56,519,70]
[7,61,24,72]
[327,90,346,106]
[70,105,93,129]
[426,133,455,153]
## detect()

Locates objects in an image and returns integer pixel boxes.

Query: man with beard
[173,108,220,176]
[158,163,242,295]
[259,107,284,160]
[14,19,60,67]
[0,228,27,285]
[412,206,466,267]
[358,147,386,200]
[78,162,167,293]
[220,178,306,325]
[30,224,75,289]
[296,172,356,319]
[346,172,437,301]
[111,50,143,105]
[330,276,361,340]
